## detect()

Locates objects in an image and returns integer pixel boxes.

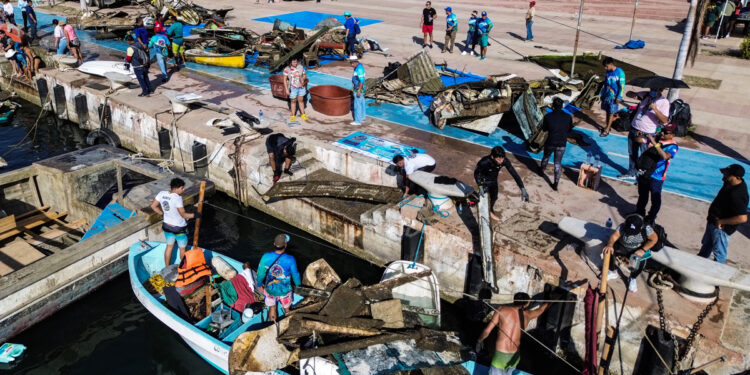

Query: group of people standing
[420,2,494,59]
[125,15,185,97]
[0,0,40,81]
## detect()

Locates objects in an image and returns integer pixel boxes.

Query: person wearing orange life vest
[175,246,212,288]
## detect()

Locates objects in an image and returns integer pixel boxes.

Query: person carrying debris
[462,10,479,55]
[474,146,528,221]
[256,234,300,322]
[350,56,366,126]
[539,97,573,191]
[283,57,309,122]
[150,178,201,268]
[392,151,436,196]
[697,164,748,264]
[635,123,678,223]
[265,133,297,182]
[167,15,185,68]
[125,35,151,97]
[476,293,549,375]
[602,213,658,293]
[476,11,493,60]
[598,57,625,137]
[420,1,437,48]
[442,7,458,54]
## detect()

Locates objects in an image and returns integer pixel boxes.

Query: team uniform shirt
[422,8,437,26]
[403,153,436,175]
[256,252,301,297]
[649,140,678,181]
[283,65,306,89]
[467,16,477,32]
[616,223,654,252]
[631,92,669,134]
[446,13,458,30]
[708,180,749,235]
[477,18,493,34]
[601,67,625,101]
[149,34,170,56]
[344,17,356,38]
[155,191,187,227]
[352,63,365,91]
[167,22,183,45]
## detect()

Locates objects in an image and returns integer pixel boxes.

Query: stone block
[370,299,405,329]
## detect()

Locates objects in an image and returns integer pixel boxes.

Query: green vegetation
[741,35,750,59]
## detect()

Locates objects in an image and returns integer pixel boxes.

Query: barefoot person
[476,293,550,374]
[150,178,200,267]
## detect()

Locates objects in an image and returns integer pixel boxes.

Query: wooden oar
[190,181,210,319]
[595,251,611,336]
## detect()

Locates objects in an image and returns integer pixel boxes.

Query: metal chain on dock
[680,291,720,361]
[656,288,680,372]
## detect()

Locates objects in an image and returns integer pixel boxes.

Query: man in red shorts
[420,1,438,48]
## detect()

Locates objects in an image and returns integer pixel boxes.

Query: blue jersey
[352,63,366,91]
[601,67,626,101]
[650,141,678,181]
[149,34,170,56]
[446,13,458,30]
[256,252,301,297]
[467,16,477,32]
[477,18,493,34]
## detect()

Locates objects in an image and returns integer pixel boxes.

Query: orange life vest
[175,248,212,287]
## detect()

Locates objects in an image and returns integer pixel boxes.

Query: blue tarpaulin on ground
[334,132,426,163]
[615,40,645,49]
[417,67,487,108]
[253,11,382,30]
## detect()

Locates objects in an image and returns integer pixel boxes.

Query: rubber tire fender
[86,128,121,148]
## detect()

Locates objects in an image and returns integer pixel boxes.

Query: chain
[680,290,720,361]
[656,289,679,372]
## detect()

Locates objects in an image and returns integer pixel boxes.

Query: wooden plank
[0,211,68,242]
[299,333,410,359]
[14,205,50,221]
[0,215,16,233]
[0,238,46,276]
[23,218,86,247]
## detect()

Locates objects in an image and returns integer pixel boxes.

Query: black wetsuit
[474,156,524,207]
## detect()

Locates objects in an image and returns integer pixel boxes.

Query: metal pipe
[628,0,639,42]
[570,0,585,78]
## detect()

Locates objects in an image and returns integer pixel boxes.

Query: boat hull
[186,54,246,68]
[77,61,136,79]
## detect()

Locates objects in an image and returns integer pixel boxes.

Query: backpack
[131,42,151,68]
[353,19,361,35]
[642,223,667,252]
[612,106,635,132]
[636,143,676,178]
[669,99,692,137]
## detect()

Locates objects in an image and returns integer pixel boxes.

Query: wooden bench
[558,216,750,302]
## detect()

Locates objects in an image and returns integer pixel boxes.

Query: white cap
[349,55,359,62]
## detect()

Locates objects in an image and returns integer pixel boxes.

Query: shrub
[741,35,750,59]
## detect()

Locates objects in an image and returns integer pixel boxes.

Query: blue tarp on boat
[81,202,135,241]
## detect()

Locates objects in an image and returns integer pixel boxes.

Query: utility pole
[570,0,585,78]
[628,0,639,42]
[668,0,698,101]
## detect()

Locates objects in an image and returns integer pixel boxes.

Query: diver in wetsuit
[474,146,529,220]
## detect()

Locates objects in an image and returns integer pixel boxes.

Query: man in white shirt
[3,0,15,26]
[150,178,200,266]
[619,87,670,179]
[52,19,67,55]
[392,152,436,195]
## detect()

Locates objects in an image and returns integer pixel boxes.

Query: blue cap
[445,6,452,11]
[344,11,351,16]
[481,11,487,16]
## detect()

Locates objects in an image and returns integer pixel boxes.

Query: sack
[669,99,691,137]
[612,107,635,132]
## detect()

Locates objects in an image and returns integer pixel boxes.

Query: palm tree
[669,0,699,101]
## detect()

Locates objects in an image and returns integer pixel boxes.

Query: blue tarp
[253,11,382,30]
[81,202,135,241]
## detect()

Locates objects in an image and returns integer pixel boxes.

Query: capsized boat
[77,61,136,79]
[128,241,300,374]
[185,49,246,68]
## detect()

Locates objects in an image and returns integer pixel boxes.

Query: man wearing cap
[477,11,493,60]
[350,56,366,126]
[697,165,749,263]
[344,11,358,57]
[635,124,678,223]
[462,10,479,55]
[420,1,437,48]
[602,214,658,293]
[443,7,458,53]
[526,2,536,41]
[256,234,301,322]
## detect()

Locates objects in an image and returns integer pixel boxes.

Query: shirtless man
[476,293,550,374]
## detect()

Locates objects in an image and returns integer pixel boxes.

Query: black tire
[86,128,121,148]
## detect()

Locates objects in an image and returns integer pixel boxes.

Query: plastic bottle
[606,217,613,228]
[259,109,264,125]
[586,152,592,165]
[594,154,601,169]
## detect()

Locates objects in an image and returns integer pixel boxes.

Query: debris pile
[365,50,444,106]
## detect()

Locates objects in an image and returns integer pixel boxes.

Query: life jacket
[175,248,212,288]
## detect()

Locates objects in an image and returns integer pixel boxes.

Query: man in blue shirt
[636,124,678,223]
[134,17,148,45]
[350,56,366,126]
[256,234,300,322]
[343,11,358,58]
[477,11,493,60]
[23,2,36,40]
[599,57,626,137]
[443,7,458,53]
[462,10,478,55]
[149,32,170,82]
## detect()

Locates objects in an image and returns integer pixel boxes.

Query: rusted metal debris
[260,179,403,204]
[365,50,444,105]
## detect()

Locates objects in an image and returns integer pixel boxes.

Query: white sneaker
[349,121,362,126]
[461,51,467,55]
[607,270,619,281]
[470,51,475,56]
[725,34,730,38]
[628,278,638,293]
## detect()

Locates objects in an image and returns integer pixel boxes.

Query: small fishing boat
[77,60,136,79]
[381,260,441,329]
[185,49,246,68]
[0,101,20,125]
[129,241,300,374]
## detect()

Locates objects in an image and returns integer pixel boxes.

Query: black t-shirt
[541,109,573,148]
[708,179,749,235]
[422,8,437,26]
[265,133,290,154]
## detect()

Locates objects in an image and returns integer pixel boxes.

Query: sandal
[599,130,609,137]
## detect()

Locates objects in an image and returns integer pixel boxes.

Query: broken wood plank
[371,299,405,329]
[0,210,68,241]
[290,297,328,314]
[299,333,411,359]
[294,286,331,299]
[0,215,16,233]
[319,284,367,318]
[14,206,50,220]
[361,269,432,301]
[402,304,441,317]
[301,320,380,337]
[23,218,87,247]
[295,314,385,330]
[0,238,46,276]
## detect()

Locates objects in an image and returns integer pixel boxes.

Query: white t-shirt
[404,153,436,175]
[54,25,64,39]
[155,191,187,227]
[3,3,14,15]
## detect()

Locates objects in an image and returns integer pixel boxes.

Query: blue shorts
[601,98,619,114]
[289,87,306,99]
[165,231,188,248]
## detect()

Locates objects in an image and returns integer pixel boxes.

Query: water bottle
[629,254,642,270]
[259,109,264,125]
[606,217,613,228]
[586,152,592,165]
[594,154,601,169]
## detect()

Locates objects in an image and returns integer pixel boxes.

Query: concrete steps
[249,147,325,189]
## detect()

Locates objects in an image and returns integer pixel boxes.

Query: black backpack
[612,107,635,132]
[636,143,677,178]
[669,99,692,137]
[643,223,667,252]
[131,42,151,68]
